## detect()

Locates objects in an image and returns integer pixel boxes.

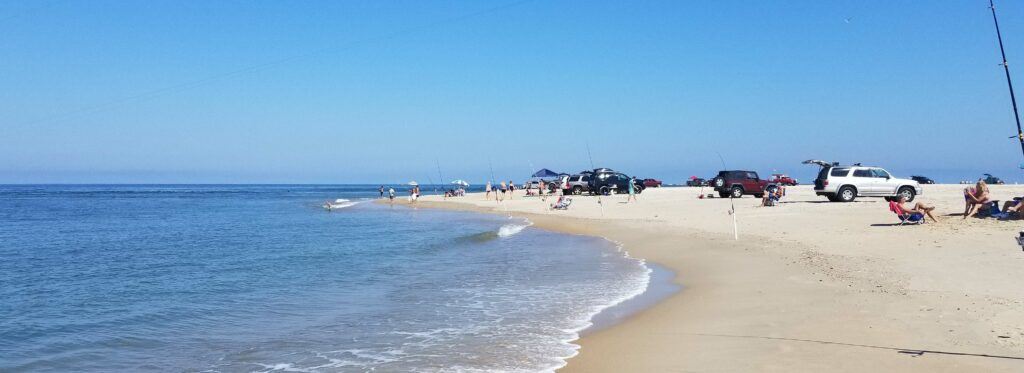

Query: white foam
[323,198,369,210]
[497,217,533,238]
[543,239,652,373]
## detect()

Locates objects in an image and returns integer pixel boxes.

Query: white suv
[804,160,922,202]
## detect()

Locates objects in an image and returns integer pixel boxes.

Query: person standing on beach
[539,180,547,202]
[379,185,384,198]
[485,181,492,200]
[388,187,395,203]
[507,180,515,199]
[627,176,638,203]
[499,181,507,201]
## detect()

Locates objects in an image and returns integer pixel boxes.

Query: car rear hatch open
[802,159,834,190]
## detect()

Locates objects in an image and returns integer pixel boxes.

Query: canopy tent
[531,168,562,178]
[450,179,469,187]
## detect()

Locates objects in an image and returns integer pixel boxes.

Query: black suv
[588,169,643,195]
[911,176,935,184]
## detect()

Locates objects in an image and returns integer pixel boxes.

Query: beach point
[408,184,1024,372]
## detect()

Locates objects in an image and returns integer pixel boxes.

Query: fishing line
[717,152,739,240]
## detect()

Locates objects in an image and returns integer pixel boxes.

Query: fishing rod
[989,0,1024,161]
[717,152,739,240]
[587,141,605,217]
[435,158,446,197]
[488,159,499,204]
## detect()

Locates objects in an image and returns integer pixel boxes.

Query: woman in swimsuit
[963,180,990,219]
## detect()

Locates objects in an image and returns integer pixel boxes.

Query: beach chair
[888,201,924,225]
[986,201,1012,219]
[551,197,573,210]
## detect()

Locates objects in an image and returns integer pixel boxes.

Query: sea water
[0,185,650,372]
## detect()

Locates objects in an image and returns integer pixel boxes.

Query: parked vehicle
[803,160,922,202]
[710,170,771,198]
[566,172,593,195]
[770,174,798,186]
[983,173,1005,185]
[524,180,560,192]
[911,175,935,184]
[686,178,707,187]
[642,178,662,188]
[589,169,643,195]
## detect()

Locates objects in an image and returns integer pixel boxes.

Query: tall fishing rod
[586,141,604,217]
[989,0,1024,160]
[435,158,446,196]
[717,152,739,240]
[488,159,499,204]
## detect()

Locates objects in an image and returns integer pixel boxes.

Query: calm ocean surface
[0,185,650,372]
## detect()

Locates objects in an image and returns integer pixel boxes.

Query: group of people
[484,181,517,201]
[378,185,396,202]
[889,178,1024,224]
[408,185,420,203]
[444,188,466,198]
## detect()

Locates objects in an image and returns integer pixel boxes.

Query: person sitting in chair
[964,180,991,219]
[897,195,938,223]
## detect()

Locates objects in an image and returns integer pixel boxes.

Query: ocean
[0,185,651,372]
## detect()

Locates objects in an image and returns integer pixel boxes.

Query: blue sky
[2,0,1023,184]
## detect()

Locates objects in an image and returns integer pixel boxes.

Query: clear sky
[3,0,1024,184]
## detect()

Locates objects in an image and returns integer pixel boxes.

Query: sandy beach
[407,184,1024,372]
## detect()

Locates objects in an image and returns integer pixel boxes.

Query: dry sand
[407,184,1024,372]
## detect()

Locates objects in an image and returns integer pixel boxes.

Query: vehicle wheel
[837,186,857,202]
[713,177,725,188]
[572,186,583,195]
[730,186,744,198]
[897,186,915,202]
[719,191,730,198]
[600,186,610,196]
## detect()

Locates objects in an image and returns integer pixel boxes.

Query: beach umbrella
[450,179,469,186]
[408,181,419,186]
[690,175,698,180]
